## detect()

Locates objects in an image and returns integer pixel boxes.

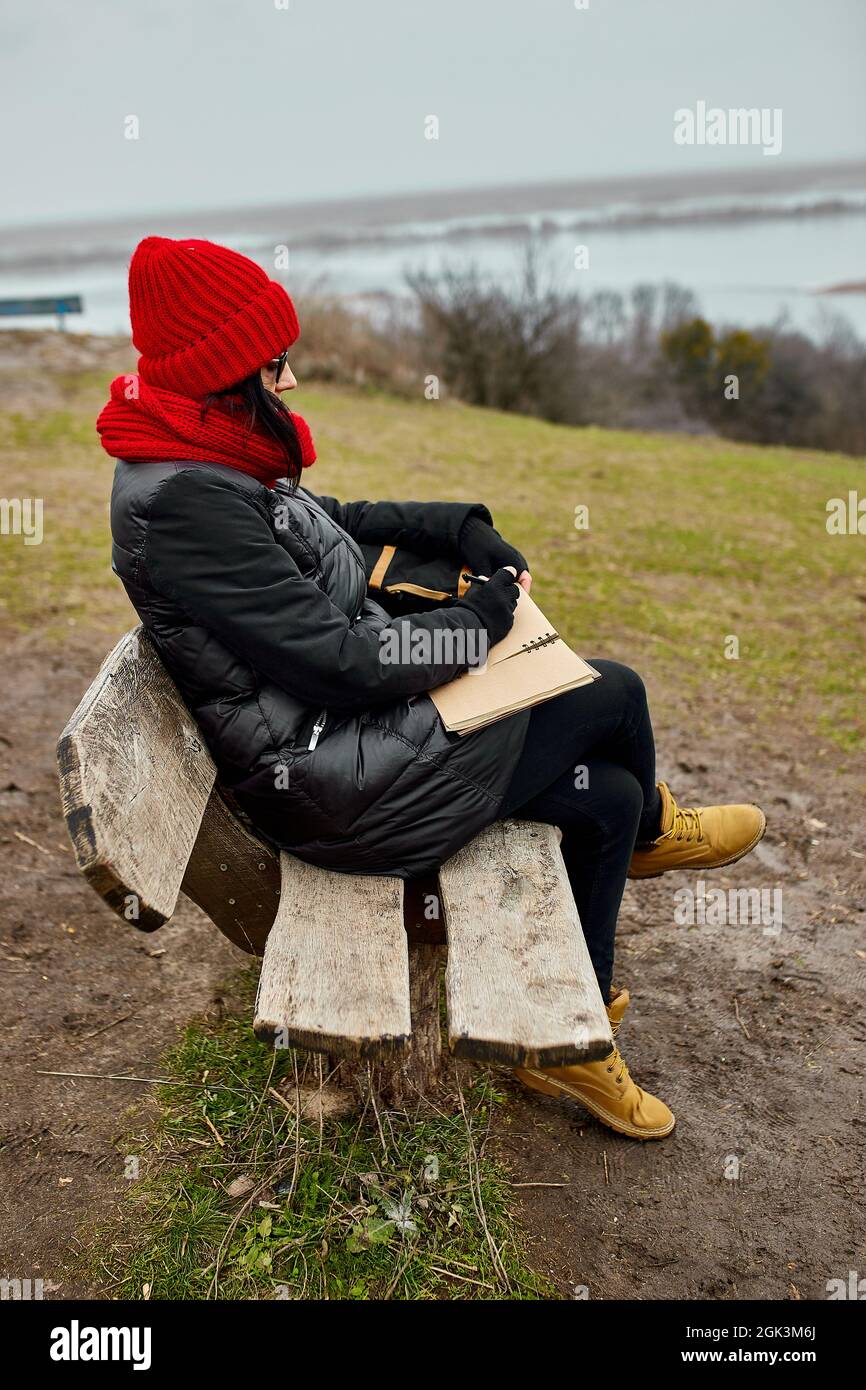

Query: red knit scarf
[96,374,316,486]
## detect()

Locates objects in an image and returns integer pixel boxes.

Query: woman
[99,236,766,1141]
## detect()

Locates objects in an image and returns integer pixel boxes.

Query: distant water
[1,162,864,340]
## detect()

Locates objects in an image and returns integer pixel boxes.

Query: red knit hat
[128,236,300,399]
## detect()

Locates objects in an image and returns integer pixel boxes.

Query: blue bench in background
[0,295,83,331]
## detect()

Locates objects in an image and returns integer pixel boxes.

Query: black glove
[458,515,528,579]
[456,567,520,647]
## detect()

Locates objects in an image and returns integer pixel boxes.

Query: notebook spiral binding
[519,630,560,653]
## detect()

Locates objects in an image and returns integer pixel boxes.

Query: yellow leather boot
[628,780,766,880]
[513,988,675,1140]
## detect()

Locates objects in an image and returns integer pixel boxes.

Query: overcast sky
[1,0,864,226]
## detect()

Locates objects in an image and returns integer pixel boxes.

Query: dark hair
[201,370,303,486]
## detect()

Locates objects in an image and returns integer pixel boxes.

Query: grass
[2,366,863,746]
[95,970,553,1301]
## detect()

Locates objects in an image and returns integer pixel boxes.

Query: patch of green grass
[298,391,865,749]
[95,970,553,1301]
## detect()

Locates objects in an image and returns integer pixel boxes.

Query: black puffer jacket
[110,459,531,878]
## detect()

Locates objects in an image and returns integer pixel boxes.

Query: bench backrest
[57,627,280,953]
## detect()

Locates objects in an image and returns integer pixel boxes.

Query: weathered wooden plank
[180,788,281,956]
[254,853,412,1058]
[439,819,613,1067]
[57,627,216,931]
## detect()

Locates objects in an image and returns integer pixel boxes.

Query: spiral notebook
[430,589,602,735]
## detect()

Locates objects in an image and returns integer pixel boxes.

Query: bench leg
[328,940,447,1107]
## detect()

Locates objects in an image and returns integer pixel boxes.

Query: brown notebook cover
[430,590,601,734]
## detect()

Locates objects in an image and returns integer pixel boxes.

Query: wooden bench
[57,627,611,1101]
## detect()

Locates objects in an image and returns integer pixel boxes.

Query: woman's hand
[459,515,530,593]
[457,566,521,645]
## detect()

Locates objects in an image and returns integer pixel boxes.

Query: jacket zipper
[307,709,327,750]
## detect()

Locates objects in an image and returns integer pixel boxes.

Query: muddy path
[494,704,866,1300]
[1,631,863,1299]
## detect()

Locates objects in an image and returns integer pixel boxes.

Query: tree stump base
[328,876,448,1108]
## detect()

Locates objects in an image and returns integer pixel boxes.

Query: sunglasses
[269,347,290,381]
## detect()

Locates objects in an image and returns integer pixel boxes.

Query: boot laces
[606,1015,629,1085]
[606,1042,629,1086]
[661,802,703,844]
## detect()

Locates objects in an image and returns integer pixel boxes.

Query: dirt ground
[496,705,866,1300]
[0,629,863,1300]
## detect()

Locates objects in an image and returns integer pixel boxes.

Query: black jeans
[497,660,661,1002]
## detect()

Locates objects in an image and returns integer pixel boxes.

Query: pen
[461,572,489,584]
